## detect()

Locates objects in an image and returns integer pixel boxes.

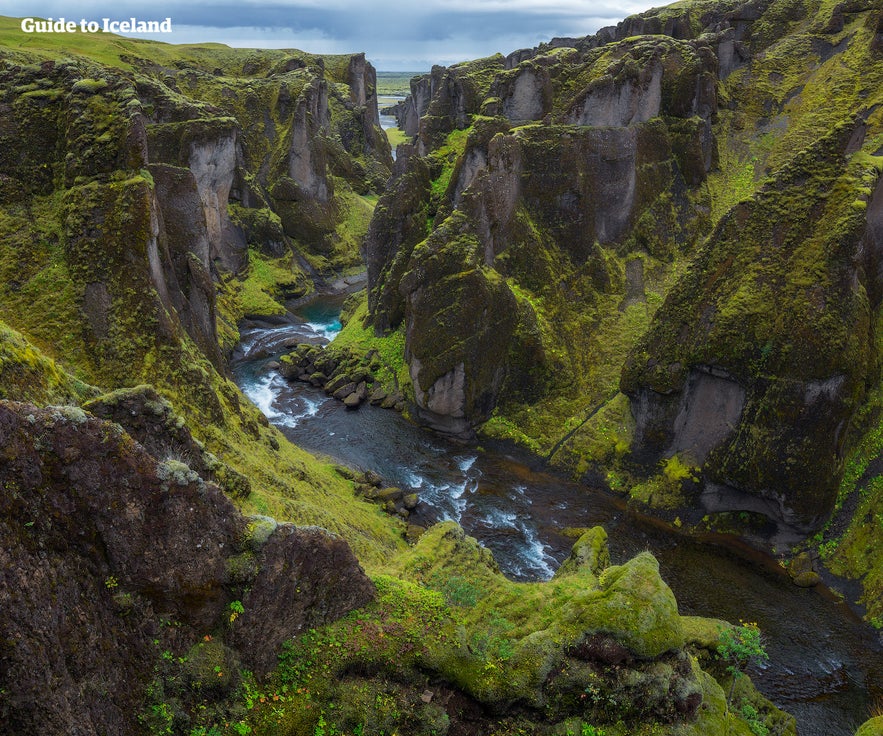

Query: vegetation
[375,72,423,97]
[1,0,877,733]
[717,623,769,709]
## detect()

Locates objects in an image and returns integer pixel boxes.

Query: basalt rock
[83,384,252,499]
[621,122,881,533]
[0,400,374,735]
[368,37,717,437]
[280,342,397,412]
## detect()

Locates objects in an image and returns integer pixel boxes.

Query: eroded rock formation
[0,400,373,735]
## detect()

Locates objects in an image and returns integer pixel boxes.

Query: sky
[5,0,659,70]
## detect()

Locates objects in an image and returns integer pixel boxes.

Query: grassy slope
[0,19,405,566]
[0,16,361,75]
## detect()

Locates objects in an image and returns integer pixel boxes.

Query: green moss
[554,527,610,578]
[0,319,98,404]
[855,716,883,736]
[330,292,411,397]
[385,125,410,149]
[236,248,308,317]
[243,515,278,551]
[224,521,785,734]
[427,125,472,209]
[71,78,108,94]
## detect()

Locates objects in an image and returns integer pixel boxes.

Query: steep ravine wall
[0,14,823,736]
[365,0,883,579]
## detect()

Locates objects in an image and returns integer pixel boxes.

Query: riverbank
[230,291,883,736]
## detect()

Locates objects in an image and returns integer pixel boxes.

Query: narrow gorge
[1,1,882,735]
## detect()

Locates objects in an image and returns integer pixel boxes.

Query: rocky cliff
[0,9,841,736]
[364,0,883,576]
[0,399,374,735]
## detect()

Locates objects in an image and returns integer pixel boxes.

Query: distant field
[376,71,425,96]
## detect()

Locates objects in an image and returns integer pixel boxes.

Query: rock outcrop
[364,0,883,551]
[0,400,374,735]
[367,35,719,439]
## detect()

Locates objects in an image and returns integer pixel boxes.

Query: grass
[330,293,411,395]
[385,126,410,149]
[375,72,425,96]
[0,15,366,78]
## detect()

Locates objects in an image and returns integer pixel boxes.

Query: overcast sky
[6,0,658,69]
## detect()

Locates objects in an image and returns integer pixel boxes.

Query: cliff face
[0,33,403,732]
[365,0,883,554]
[0,15,806,736]
[367,33,722,438]
[0,41,391,395]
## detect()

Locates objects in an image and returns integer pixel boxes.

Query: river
[231,294,883,736]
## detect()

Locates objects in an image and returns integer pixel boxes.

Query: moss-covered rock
[856,716,883,736]
[554,526,610,578]
[0,400,374,733]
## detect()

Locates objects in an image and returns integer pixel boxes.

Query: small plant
[739,703,769,736]
[718,621,769,729]
[229,600,245,623]
[582,724,606,736]
[104,575,119,589]
[718,622,768,687]
[429,573,483,607]
[313,713,327,736]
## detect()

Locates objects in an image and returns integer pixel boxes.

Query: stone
[788,551,814,578]
[83,385,252,499]
[554,527,610,578]
[369,387,388,404]
[325,374,352,394]
[787,551,820,587]
[376,487,404,503]
[244,515,278,551]
[343,392,362,408]
[333,382,358,400]
[402,493,419,510]
[792,571,821,588]
[360,470,383,487]
[0,401,375,733]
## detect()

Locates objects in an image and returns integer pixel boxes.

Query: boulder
[554,527,610,578]
[792,571,821,588]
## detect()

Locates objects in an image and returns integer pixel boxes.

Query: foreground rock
[0,401,374,735]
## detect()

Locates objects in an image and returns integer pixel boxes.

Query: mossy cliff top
[216,522,790,735]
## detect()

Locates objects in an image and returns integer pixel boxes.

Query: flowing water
[232,295,883,736]
[378,95,405,159]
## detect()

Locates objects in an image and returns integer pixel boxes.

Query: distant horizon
[2,1,660,70]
